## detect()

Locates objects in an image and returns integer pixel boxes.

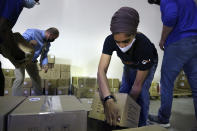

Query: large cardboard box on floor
[112,125,168,131]
[8,95,87,131]
[0,96,26,131]
[89,92,141,128]
[2,69,15,77]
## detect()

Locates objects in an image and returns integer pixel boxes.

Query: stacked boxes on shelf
[3,69,15,96]
[72,77,98,98]
[149,81,160,98]
[174,70,192,96]
[72,77,120,98]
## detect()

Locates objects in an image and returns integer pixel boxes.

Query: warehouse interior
[0,0,197,131]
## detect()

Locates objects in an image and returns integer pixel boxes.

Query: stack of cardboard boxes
[72,77,120,98]
[3,69,15,96]
[149,81,160,98]
[72,77,98,98]
[88,92,141,128]
[174,70,192,96]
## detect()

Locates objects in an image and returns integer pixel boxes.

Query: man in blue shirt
[0,0,40,96]
[148,0,197,128]
[12,27,59,96]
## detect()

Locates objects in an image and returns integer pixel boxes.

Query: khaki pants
[12,62,43,96]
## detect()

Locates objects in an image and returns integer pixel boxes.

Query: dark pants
[119,61,157,127]
[0,61,4,96]
[158,36,197,123]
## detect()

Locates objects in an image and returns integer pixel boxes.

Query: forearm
[160,25,173,43]
[97,70,111,99]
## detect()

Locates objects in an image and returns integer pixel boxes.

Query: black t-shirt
[102,33,158,71]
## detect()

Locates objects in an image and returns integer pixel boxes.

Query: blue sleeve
[41,44,50,65]
[161,1,178,27]
[22,29,34,42]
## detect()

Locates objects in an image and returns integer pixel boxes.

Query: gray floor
[149,97,197,131]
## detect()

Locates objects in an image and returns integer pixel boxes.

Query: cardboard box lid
[10,95,86,115]
[112,125,168,131]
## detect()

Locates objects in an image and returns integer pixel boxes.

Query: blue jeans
[119,61,158,127]
[158,36,197,123]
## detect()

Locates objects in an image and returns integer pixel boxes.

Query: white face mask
[24,0,36,9]
[117,38,136,53]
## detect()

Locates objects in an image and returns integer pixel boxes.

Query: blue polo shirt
[0,0,24,29]
[0,0,24,43]
[22,29,51,66]
[161,0,197,47]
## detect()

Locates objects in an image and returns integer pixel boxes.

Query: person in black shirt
[97,7,158,127]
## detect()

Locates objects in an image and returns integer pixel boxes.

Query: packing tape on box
[39,96,63,114]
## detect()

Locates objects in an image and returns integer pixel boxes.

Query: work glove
[104,98,120,126]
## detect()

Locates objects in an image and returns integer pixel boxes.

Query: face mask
[117,38,136,53]
[24,0,36,8]
[148,0,160,5]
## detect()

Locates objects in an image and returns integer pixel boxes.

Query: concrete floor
[149,97,197,131]
[88,97,197,131]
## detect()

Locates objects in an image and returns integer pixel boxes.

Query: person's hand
[159,40,165,51]
[104,99,120,126]
[42,64,48,73]
[29,40,38,47]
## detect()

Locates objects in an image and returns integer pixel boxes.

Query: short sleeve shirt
[102,33,158,71]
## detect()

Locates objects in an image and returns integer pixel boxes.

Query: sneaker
[148,114,171,128]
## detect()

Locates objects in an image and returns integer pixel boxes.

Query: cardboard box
[112,125,168,131]
[47,55,55,64]
[60,72,70,80]
[60,64,70,72]
[4,77,15,88]
[74,88,98,98]
[2,69,15,77]
[72,77,97,88]
[4,88,12,96]
[22,88,30,96]
[8,96,87,131]
[0,96,26,131]
[113,78,120,88]
[88,92,141,128]
[79,98,93,111]
[22,78,32,88]
[57,79,70,87]
[57,86,69,95]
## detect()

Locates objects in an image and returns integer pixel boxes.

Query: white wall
[0,0,163,81]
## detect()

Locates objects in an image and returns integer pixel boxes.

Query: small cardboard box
[0,96,26,131]
[60,64,70,72]
[57,79,70,87]
[74,87,98,98]
[4,88,12,96]
[47,55,55,64]
[112,125,168,131]
[4,77,15,88]
[113,78,120,88]
[22,78,32,88]
[57,86,69,95]
[89,92,141,128]
[79,98,93,112]
[60,71,70,79]
[8,95,87,131]
[2,69,15,77]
